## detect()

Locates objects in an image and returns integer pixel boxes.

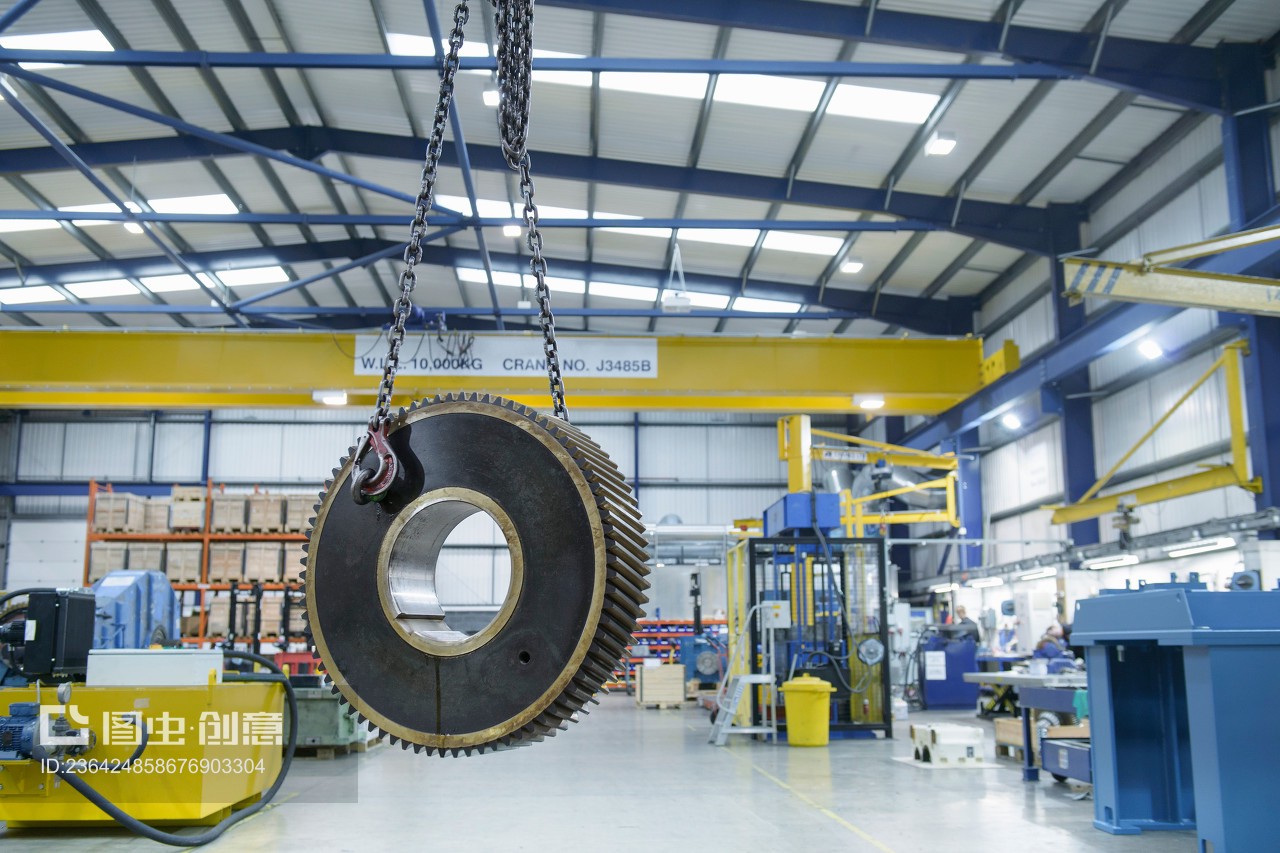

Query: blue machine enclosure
[91,570,180,649]
[1073,584,1280,852]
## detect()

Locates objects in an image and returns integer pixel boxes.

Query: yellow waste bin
[780,674,836,747]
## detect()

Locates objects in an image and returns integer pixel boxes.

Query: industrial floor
[2,698,1196,852]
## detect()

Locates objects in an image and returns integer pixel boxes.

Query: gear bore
[304,0,649,756]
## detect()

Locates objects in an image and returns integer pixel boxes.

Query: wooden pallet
[996,743,1030,761]
[637,701,684,710]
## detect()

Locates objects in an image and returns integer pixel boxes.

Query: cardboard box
[635,664,686,706]
[994,717,1090,759]
[170,500,206,530]
[126,542,165,572]
[93,494,145,533]
[166,543,203,584]
[180,613,203,637]
[245,543,282,583]
[282,541,306,583]
[248,493,286,532]
[143,498,171,533]
[209,543,245,583]
[205,596,251,638]
[211,495,247,532]
[88,542,128,582]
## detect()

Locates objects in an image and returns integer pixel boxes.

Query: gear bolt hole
[518,651,531,665]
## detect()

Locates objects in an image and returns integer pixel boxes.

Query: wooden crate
[88,542,128,582]
[171,485,205,502]
[93,494,145,533]
[209,542,245,583]
[170,500,206,530]
[126,542,165,572]
[245,542,282,583]
[994,717,1091,761]
[284,496,312,533]
[143,498,171,533]
[635,664,686,707]
[210,495,247,532]
[248,494,286,532]
[282,541,306,583]
[165,542,203,584]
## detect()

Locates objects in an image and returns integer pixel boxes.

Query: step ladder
[709,673,777,745]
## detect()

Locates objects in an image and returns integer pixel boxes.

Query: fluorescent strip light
[1016,567,1060,580]
[0,285,65,305]
[929,582,959,593]
[1138,339,1164,360]
[0,30,113,69]
[968,577,1005,588]
[761,231,844,256]
[0,219,60,234]
[138,273,217,293]
[590,281,658,302]
[502,224,522,238]
[215,266,289,287]
[148,194,238,215]
[924,131,957,156]
[1166,537,1236,558]
[1081,554,1139,570]
[713,74,825,112]
[599,71,707,99]
[826,83,939,124]
[841,259,864,274]
[676,227,760,247]
[732,296,801,314]
[683,291,730,309]
[312,390,348,406]
[66,279,137,299]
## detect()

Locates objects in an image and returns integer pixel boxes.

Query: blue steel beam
[0,64,464,218]
[0,0,41,35]
[539,0,1222,112]
[0,77,243,326]
[231,240,413,309]
[0,128,1063,254]
[0,49,1078,79]
[0,209,943,231]
[0,238,974,335]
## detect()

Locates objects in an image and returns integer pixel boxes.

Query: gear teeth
[305,392,648,755]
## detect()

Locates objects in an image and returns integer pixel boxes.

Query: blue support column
[1217,44,1279,528]
[882,416,913,586]
[945,430,984,571]
[1043,204,1100,548]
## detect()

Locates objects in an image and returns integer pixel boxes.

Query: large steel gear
[303,393,649,755]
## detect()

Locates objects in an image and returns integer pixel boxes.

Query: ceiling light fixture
[502,224,522,238]
[1138,339,1164,360]
[841,259,865,274]
[1016,567,1060,580]
[482,86,500,107]
[968,577,1005,588]
[312,390,348,406]
[925,131,957,156]
[929,582,959,593]
[854,395,885,410]
[1081,554,1139,570]
[1001,412,1023,430]
[1165,537,1236,558]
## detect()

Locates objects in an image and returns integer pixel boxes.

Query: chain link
[369,0,470,434]
[518,154,568,419]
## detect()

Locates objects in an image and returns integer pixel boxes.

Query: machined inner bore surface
[377,487,524,657]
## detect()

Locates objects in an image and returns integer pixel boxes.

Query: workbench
[970,655,1031,716]
[963,671,1087,780]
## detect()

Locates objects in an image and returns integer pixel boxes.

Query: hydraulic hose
[32,649,298,847]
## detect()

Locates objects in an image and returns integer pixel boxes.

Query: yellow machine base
[0,682,283,826]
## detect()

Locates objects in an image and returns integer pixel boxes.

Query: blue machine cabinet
[1073,582,1280,852]
[920,635,979,710]
[91,570,180,649]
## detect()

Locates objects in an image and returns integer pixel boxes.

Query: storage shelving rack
[84,480,309,653]
[610,618,728,689]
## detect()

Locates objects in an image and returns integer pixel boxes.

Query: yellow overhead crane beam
[0,330,1016,413]
[1063,224,1280,315]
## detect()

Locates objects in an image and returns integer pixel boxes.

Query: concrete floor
[1,698,1197,852]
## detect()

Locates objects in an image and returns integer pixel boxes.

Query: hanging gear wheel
[304,394,649,754]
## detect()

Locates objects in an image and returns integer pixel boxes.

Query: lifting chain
[353,0,566,505]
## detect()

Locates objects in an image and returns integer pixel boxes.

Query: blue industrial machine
[918,632,979,709]
[763,492,841,538]
[1073,574,1280,853]
[91,570,179,649]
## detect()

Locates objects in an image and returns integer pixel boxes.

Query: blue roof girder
[539,0,1223,113]
[0,127,1072,255]
[902,202,1280,450]
[0,238,975,335]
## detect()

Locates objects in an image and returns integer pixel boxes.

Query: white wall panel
[17,422,66,480]
[152,423,205,482]
[706,428,784,483]
[584,425,634,481]
[639,427,709,481]
[981,423,1064,515]
[0,420,14,481]
[61,423,146,481]
[983,293,1054,359]
[978,259,1049,332]
[1089,309,1215,387]
[5,520,84,588]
